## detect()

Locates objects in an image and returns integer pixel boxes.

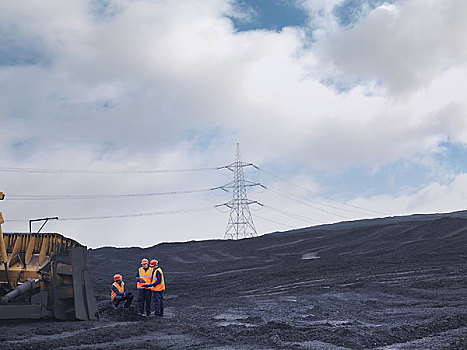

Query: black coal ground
[1,212,467,349]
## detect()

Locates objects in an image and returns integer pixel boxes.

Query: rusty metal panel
[56,263,73,275]
[71,246,88,320]
[55,285,74,299]
[82,270,99,320]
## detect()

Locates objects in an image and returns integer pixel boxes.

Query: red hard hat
[150,259,158,267]
[113,274,122,281]
[141,258,149,265]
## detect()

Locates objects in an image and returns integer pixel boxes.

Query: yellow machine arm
[0,192,98,320]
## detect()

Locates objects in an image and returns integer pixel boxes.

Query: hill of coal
[2,211,467,349]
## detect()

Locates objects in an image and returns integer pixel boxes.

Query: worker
[136,258,153,316]
[149,259,165,317]
[110,274,134,309]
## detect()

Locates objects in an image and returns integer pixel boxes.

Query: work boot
[137,312,146,317]
[113,304,119,310]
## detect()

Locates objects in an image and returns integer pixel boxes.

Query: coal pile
[1,211,466,349]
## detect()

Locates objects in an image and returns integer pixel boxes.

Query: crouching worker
[149,259,165,317]
[111,274,134,309]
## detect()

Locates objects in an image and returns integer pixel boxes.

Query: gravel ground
[1,213,466,349]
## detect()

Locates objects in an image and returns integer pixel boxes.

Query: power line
[7,186,224,200]
[6,206,215,222]
[0,166,220,174]
[254,166,390,216]
[254,213,294,228]
[263,184,383,219]
[2,161,391,231]
[259,203,323,225]
[264,185,351,220]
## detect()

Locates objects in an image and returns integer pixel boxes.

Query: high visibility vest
[151,267,165,291]
[137,267,153,289]
[110,281,125,301]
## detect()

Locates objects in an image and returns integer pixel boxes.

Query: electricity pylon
[218,143,259,240]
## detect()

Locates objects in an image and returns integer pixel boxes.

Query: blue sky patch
[89,0,124,19]
[435,141,467,174]
[11,139,37,161]
[186,126,234,153]
[333,0,395,27]
[318,143,467,199]
[254,140,467,202]
[0,25,50,67]
[95,99,118,110]
[230,0,308,32]
[318,161,434,199]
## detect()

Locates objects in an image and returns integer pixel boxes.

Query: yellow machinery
[0,198,98,320]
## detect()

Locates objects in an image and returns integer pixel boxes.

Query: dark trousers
[152,291,163,316]
[138,288,152,314]
[113,292,134,308]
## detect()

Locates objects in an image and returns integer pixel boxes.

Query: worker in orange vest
[149,259,165,317]
[136,258,153,316]
[110,274,134,309]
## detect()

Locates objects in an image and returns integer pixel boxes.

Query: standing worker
[110,274,134,309]
[136,258,153,316]
[149,259,165,317]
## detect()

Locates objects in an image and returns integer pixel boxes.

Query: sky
[0,0,466,248]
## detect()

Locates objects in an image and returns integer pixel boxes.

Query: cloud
[314,0,467,94]
[350,173,467,215]
[0,0,466,246]
[1,0,465,166]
